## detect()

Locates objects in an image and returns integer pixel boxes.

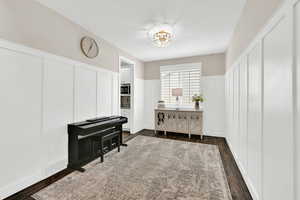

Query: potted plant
[192,94,204,109]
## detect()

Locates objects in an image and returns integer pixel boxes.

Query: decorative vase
[195,101,200,109]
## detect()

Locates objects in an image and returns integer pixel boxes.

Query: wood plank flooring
[4,130,252,200]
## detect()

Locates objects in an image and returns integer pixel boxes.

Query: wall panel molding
[225,0,299,199]
[0,39,120,199]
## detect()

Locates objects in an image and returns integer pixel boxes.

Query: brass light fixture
[149,24,174,48]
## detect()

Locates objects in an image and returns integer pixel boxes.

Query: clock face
[80,37,99,58]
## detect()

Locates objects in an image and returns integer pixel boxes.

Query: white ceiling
[36,0,246,62]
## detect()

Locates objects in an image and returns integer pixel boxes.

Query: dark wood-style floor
[4,130,252,200]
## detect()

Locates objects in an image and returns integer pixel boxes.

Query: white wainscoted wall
[201,76,225,137]
[132,77,145,133]
[0,39,120,199]
[144,75,225,137]
[225,0,300,199]
[144,79,161,130]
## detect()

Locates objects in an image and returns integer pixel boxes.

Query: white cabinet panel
[239,58,248,172]
[97,71,112,117]
[263,16,293,200]
[75,66,97,121]
[0,48,43,189]
[247,43,262,199]
[43,59,74,174]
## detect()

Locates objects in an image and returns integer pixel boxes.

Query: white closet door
[43,59,74,176]
[75,66,97,121]
[247,43,262,199]
[263,15,293,200]
[97,71,112,117]
[0,48,43,190]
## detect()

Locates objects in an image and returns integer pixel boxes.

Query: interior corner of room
[0,0,299,200]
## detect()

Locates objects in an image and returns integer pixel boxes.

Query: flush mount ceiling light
[148,24,174,48]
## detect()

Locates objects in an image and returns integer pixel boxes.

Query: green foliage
[192,94,204,103]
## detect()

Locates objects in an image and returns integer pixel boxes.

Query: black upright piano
[68,116,128,172]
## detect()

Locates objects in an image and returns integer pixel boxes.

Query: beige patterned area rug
[33,136,232,200]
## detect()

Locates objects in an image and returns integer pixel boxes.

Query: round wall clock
[80,36,99,58]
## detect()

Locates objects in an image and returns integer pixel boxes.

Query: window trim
[160,62,202,73]
[160,63,202,107]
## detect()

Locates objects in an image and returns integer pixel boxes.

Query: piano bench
[98,131,121,163]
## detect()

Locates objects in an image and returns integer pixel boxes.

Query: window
[160,63,202,106]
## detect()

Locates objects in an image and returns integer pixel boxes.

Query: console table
[155,108,203,139]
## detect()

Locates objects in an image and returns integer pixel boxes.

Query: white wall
[263,12,293,200]
[0,39,120,199]
[132,78,145,133]
[0,48,43,198]
[144,76,225,137]
[74,66,97,121]
[201,76,225,137]
[97,70,113,117]
[225,1,299,200]
[247,43,262,199]
[43,59,74,177]
[295,1,300,197]
[144,80,161,130]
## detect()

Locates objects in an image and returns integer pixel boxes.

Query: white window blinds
[160,63,202,105]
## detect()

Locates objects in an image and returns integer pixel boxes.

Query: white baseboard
[145,129,225,138]
[226,139,259,200]
[132,128,144,134]
[204,130,225,138]
[0,170,43,199]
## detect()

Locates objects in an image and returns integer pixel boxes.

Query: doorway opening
[119,56,135,134]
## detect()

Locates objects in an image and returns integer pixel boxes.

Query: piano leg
[118,134,121,152]
[100,137,104,163]
[68,166,86,173]
[76,167,86,173]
